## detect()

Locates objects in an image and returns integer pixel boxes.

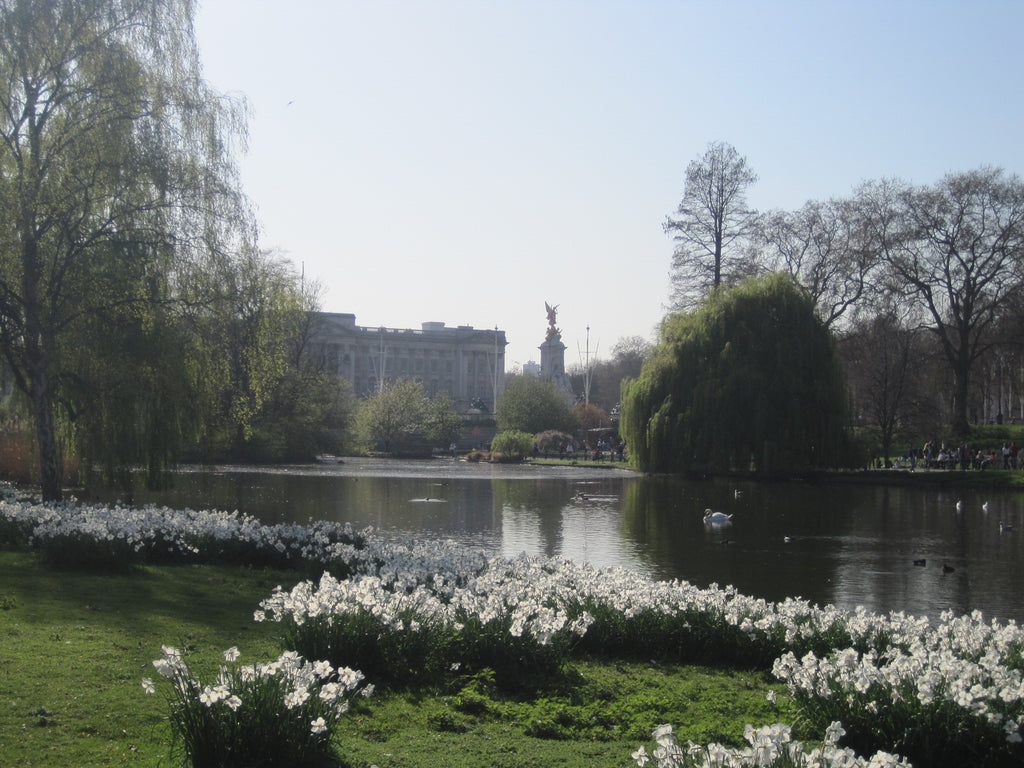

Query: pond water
[106,457,1024,624]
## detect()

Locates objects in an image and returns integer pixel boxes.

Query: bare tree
[665,142,759,310]
[841,312,924,464]
[864,169,1024,435]
[757,198,878,328]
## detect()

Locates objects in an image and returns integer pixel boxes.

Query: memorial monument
[540,302,574,401]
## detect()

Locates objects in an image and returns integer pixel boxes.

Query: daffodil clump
[772,609,1024,766]
[144,644,372,768]
[257,557,595,688]
[0,496,369,571]
[632,721,910,768]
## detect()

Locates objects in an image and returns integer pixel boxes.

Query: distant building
[310,313,507,412]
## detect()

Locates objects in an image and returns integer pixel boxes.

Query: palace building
[310,313,507,412]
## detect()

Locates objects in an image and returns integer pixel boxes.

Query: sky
[194,0,1024,370]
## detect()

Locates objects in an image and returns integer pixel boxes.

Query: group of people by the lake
[882,440,1022,470]
[533,437,626,462]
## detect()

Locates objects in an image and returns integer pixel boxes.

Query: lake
[105,457,1024,624]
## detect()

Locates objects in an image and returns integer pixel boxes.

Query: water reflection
[105,459,1024,624]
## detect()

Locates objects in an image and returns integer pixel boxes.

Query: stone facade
[310,313,507,412]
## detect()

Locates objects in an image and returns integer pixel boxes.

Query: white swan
[703,509,733,524]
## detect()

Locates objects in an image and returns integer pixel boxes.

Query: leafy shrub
[490,430,534,461]
[533,429,574,454]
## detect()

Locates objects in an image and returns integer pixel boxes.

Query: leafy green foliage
[496,375,574,434]
[184,250,310,462]
[490,430,535,460]
[0,0,252,500]
[423,393,464,448]
[246,368,357,462]
[622,274,849,475]
[280,607,453,689]
[356,379,430,453]
[69,303,200,491]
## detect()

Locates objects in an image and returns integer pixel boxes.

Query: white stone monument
[540,302,574,402]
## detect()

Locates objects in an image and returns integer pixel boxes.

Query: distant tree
[757,198,878,328]
[490,430,534,461]
[356,379,428,453]
[839,312,924,464]
[0,0,250,500]
[424,392,463,448]
[610,336,654,374]
[495,375,574,435]
[665,142,759,310]
[246,367,357,462]
[573,402,610,432]
[864,169,1024,435]
[621,273,848,475]
[533,430,574,454]
[568,335,654,413]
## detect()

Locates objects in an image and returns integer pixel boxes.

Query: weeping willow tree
[621,273,849,475]
[0,0,251,499]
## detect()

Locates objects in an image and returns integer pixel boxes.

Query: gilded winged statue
[544,301,561,341]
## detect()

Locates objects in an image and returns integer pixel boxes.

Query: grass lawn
[0,548,794,767]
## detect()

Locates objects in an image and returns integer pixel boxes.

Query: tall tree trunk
[952,365,971,437]
[28,360,61,502]
[21,232,62,501]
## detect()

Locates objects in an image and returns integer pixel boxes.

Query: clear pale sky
[194,0,1024,370]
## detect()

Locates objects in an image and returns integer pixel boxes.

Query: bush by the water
[489,429,535,461]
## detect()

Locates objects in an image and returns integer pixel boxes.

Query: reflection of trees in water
[620,476,846,605]
[492,478,576,558]
[111,466,1024,622]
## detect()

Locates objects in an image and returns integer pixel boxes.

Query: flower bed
[5,494,1024,766]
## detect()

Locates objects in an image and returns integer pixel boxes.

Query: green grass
[0,547,794,767]
[0,548,293,767]
[333,662,794,768]
[527,457,633,469]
